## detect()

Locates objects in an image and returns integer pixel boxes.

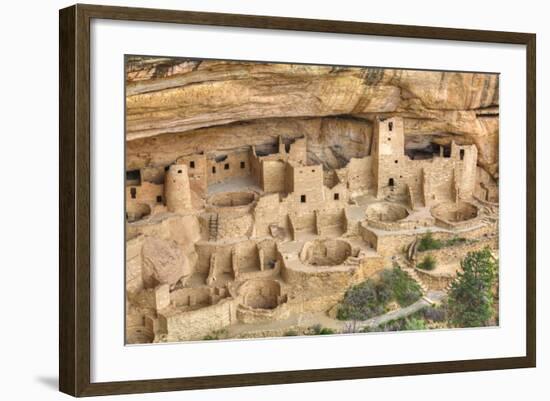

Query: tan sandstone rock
[125,58,499,178]
[141,237,191,288]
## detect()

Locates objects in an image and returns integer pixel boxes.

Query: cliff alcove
[126,58,499,179]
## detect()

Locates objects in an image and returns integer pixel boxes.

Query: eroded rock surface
[141,237,190,288]
[126,58,499,177]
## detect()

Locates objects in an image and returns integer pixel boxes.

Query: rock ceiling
[125,57,499,178]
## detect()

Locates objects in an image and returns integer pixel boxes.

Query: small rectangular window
[334,193,339,201]
[300,195,306,203]
[130,187,137,199]
[224,163,230,170]
[177,169,182,174]
[212,166,216,174]
[126,169,141,182]
[156,195,162,203]
[389,121,393,131]
[190,161,195,168]
[460,149,465,161]
[240,161,245,169]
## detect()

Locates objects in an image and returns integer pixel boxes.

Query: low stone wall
[417,237,498,264]
[415,237,498,290]
[199,212,254,240]
[367,217,433,232]
[359,224,378,249]
[162,298,237,341]
[363,227,416,257]
[433,216,482,230]
[281,255,385,294]
[300,239,353,266]
[414,269,453,291]
[236,303,291,324]
[170,286,229,308]
[431,201,480,230]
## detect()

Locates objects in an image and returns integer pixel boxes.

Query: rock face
[126,57,499,178]
[141,237,190,288]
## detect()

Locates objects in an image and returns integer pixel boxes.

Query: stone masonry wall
[163,299,237,341]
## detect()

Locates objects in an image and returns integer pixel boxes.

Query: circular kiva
[365,202,409,222]
[239,279,283,310]
[300,239,352,267]
[208,190,258,208]
[431,201,478,222]
[126,325,154,344]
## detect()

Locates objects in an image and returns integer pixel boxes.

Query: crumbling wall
[254,193,287,236]
[316,208,346,236]
[126,181,164,220]
[300,239,352,266]
[475,165,499,203]
[170,286,229,308]
[141,166,165,185]
[234,240,261,273]
[289,211,316,233]
[347,156,374,194]
[287,137,307,164]
[206,149,251,185]
[257,239,278,269]
[261,159,286,193]
[218,214,254,239]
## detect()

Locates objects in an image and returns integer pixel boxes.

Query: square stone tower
[372,116,406,198]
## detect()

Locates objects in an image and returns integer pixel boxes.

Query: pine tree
[448,248,497,327]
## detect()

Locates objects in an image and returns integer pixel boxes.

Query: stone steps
[402,267,429,294]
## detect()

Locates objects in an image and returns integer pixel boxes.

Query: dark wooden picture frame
[59,3,536,397]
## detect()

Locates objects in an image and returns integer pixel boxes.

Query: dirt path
[226,291,446,337]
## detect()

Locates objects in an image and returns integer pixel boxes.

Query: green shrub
[337,267,422,321]
[417,255,437,271]
[444,236,467,247]
[202,334,218,340]
[362,314,428,333]
[381,267,423,307]
[307,324,336,335]
[417,232,442,251]
[202,329,227,341]
[404,317,427,331]
[337,280,386,321]
[448,249,497,327]
[284,330,298,336]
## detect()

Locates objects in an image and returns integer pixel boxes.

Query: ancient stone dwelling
[125,116,499,343]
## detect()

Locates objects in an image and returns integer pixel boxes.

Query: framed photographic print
[59,4,536,397]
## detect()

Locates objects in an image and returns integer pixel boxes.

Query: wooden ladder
[209,214,219,242]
